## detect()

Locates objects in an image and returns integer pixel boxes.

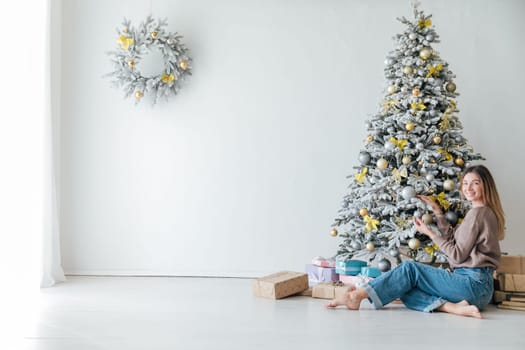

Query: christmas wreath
[106,16,192,105]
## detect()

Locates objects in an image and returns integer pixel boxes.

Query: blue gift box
[305,264,339,286]
[335,259,367,275]
[360,266,381,278]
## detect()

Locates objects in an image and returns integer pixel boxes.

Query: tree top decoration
[106,16,192,105]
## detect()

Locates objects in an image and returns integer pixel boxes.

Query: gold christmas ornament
[150,31,158,39]
[366,135,374,143]
[408,238,421,250]
[330,228,338,237]
[402,155,412,165]
[179,60,189,70]
[366,242,375,251]
[443,179,455,191]
[403,66,414,75]
[412,88,421,97]
[433,135,442,144]
[454,158,464,166]
[387,85,397,94]
[134,91,144,99]
[405,122,415,131]
[376,158,389,170]
[419,48,432,60]
[445,82,457,93]
[359,208,369,216]
[127,59,135,68]
[422,213,433,225]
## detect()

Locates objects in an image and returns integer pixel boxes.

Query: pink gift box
[339,274,372,287]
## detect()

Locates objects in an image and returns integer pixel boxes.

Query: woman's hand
[413,217,437,240]
[416,195,443,215]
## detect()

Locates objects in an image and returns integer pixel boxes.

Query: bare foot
[438,300,482,319]
[326,287,368,310]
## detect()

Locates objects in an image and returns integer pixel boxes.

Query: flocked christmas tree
[331,3,483,271]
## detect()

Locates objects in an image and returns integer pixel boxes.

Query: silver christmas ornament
[416,143,425,150]
[443,179,455,191]
[359,152,371,165]
[402,186,417,200]
[445,211,458,225]
[426,34,434,42]
[389,248,400,257]
[384,141,396,151]
[426,174,435,181]
[377,259,392,272]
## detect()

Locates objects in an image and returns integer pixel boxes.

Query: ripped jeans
[364,261,494,312]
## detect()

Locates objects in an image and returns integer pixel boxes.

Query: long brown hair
[460,165,505,240]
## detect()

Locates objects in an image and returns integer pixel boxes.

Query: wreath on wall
[106,16,192,105]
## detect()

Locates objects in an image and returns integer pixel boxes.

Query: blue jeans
[364,261,494,312]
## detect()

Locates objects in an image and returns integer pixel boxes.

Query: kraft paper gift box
[253,271,309,299]
[305,264,339,286]
[312,282,350,300]
[335,259,367,275]
[496,273,525,292]
[497,256,525,274]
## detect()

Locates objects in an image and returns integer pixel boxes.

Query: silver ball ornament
[409,33,417,40]
[384,141,396,151]
[351,241,361,250]
[426,34,434,42]
[359,152,371,165]
[389,248,400,257]
[426,174,435,181]
[413,210,422,218]
[401,186,417,200]
[445,211,458,225]
[377,259,392,272]
[416,143,425,151]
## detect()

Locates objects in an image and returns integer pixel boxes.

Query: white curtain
[0,0,65,289]
[42,0,66,288]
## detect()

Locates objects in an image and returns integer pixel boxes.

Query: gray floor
[10,276,525,349]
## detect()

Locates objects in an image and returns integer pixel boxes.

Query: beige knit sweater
[433,206,501,269]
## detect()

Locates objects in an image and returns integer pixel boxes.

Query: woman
[327,165,505,318]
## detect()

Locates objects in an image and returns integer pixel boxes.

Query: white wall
[59,0,525,276]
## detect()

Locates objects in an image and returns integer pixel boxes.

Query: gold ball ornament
[422,213,433,225]
[402,155,412,165]
[412,88,421,97]
[330,228,338,237]
[376,158,389,170]
[443,179,455,191]
[445,82,457,93]
[403,66,414,75]
[127,59,136,68]
[433,135,442,144]
[359,208,368,216]
[150,31,158,39]
[134,91,144,99]
[405,122,415,131]
[408,238,421,250]
[179,60,189,70]
[419,48,433,60]
[387,85,397,94]
[366,242,375,252]
[455,158,465,166]
[366,135,374,143]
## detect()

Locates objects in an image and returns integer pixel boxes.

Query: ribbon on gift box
[311,256,336,268]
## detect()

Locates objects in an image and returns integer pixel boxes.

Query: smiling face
[461,172,485,207]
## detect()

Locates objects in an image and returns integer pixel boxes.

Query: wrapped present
[335,258,367,275]
[305,264,339,286]
[339,274,372,287]
[360,266,381,278]
[252,271,308,299]
[312,282,350,300]
[497,256,525,274]
[311,256,336,268]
